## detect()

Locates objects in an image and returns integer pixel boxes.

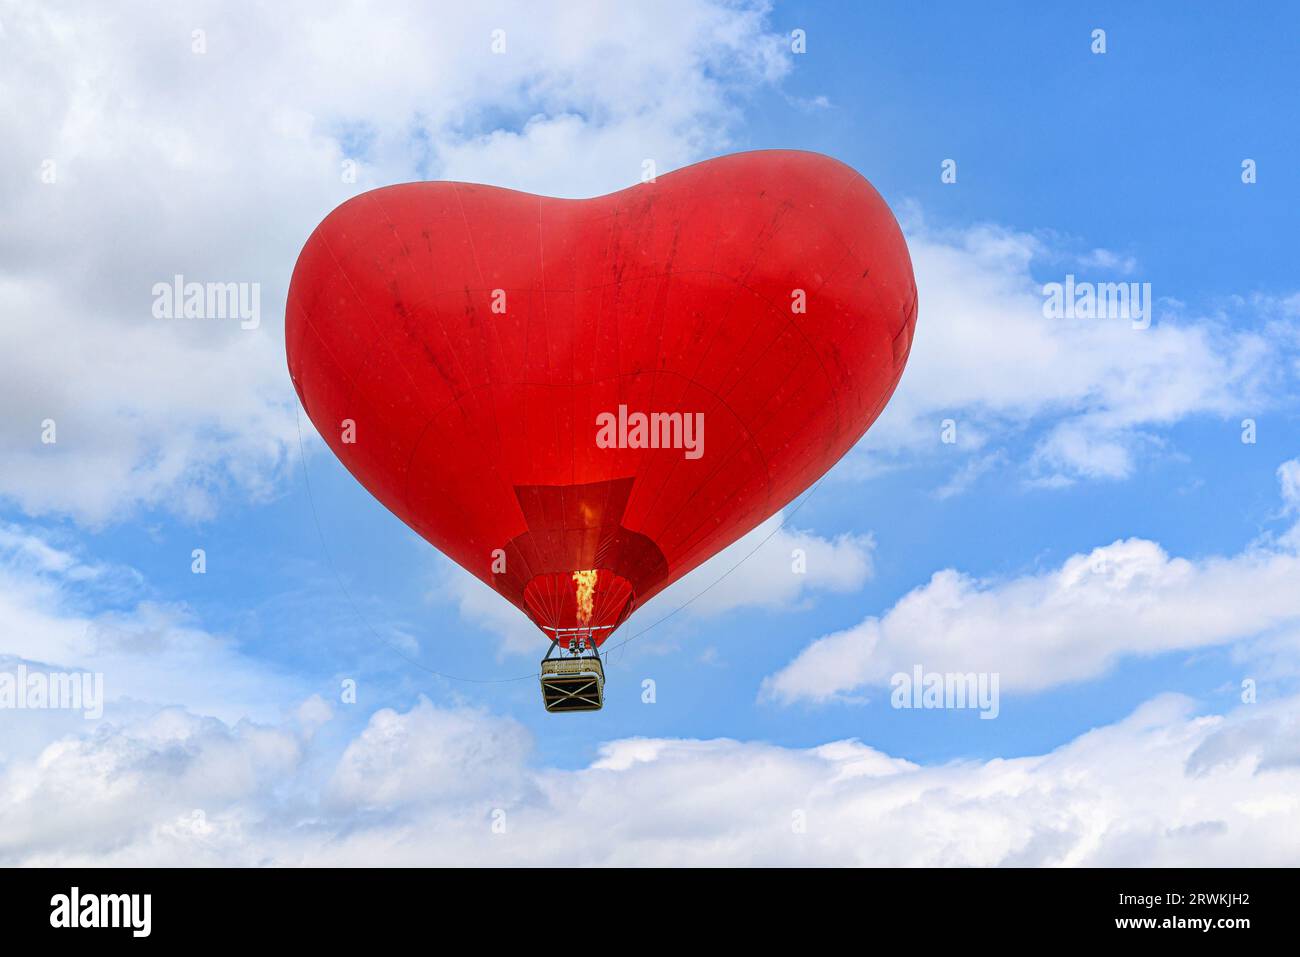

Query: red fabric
[286,149,917,646]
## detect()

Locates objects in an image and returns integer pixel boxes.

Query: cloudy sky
[2,1,1299,865]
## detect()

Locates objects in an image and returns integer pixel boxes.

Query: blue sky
[2,1,1299,864]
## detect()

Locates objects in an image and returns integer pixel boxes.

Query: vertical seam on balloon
[294,309,369,436]
[317,237,444,520]
[628,187,678,555]
[590,202,624,599]
[642,183,814,537]
[631,268,754,541]
[352,189,536,613]
[434,186,510,445]
[313,229,390,414]
[603,200,630,541]
[286,296,319,417]
[445,184,543,600]
[440,187,519,491]
[366,190,508,554]
[286,261,320,396]
[314,225,431,477]
[634,254,797,548]
[534,191,566,580]
[617,369,771,561]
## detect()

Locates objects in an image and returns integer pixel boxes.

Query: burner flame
[572,569,598,626]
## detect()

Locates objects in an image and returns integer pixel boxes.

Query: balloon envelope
[286,149,916,646]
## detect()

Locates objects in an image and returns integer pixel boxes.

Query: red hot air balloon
[286,149,917,711]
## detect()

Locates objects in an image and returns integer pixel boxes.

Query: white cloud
[1279,458,1300,515]
[0,0,789,523]
[4,692,1299,866]
[1078,247,1138,275]
[862,223,1291,486]
[632,513,874,620]
[0,706,304,864]
[328,698,531,809]
[934,450,1006,500]
[0,524,305,731]
[0,510,1292,867]
[764,462,1300,704]
[5,0,1285,525]
[439,567,547,659]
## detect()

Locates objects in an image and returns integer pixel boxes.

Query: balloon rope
[294,404,536,683]
[599,473,828,662]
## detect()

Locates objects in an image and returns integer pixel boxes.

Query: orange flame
[572,569,598,626]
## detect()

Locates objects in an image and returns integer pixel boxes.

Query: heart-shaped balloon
[287,149,916,647]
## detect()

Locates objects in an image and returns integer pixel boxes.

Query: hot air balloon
[286,149,917,711]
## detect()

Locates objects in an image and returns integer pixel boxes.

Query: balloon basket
[539,654,606,713]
